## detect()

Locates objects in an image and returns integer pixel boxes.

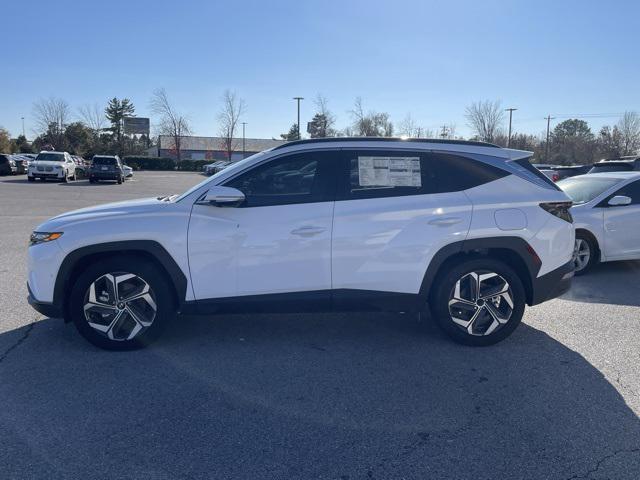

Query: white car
[27,138,574,350]
[123,165,133,178]
[28,151,77,182]
[558,172,640,274]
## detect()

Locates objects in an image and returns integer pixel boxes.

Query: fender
[419,236,542,303]
[53,240,188,318]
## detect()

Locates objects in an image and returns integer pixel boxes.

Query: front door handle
[428,217,463,226]
[291,226,326,237]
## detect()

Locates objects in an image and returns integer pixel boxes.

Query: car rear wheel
[27,176,35,182]
[430,258,526,346]
[573,234,596,276]
[69,257,176,350]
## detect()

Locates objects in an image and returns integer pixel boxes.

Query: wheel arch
[575,228,601,263]
[420,237,541,306]
[54,241,187,321]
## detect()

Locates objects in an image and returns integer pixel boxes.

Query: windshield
[35,152,65,162]
[557,176,621,205]
[93,157,117,165]
[175,151,269,202]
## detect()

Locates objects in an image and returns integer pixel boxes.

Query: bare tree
[617,111,640,155]
[150,88,192,161]
[78,103,107,132]
[397,114,434,138]
[350,97,393,137]
[465,100,504,142]
[217,90,246,160]
[32,97,70,148]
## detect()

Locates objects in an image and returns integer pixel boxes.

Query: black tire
[69,256,176,350]
[430,258,526,346]
[573,232,597,276]
[27,176,35,182]
[117,177,123,184]
[62,173,68,183]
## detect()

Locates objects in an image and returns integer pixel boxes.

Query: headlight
[30,232,63,246]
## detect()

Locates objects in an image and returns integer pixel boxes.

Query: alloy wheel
[83,272,157,341]
[573,238,591,272]
[447,271,514,336]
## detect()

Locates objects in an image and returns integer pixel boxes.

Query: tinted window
[339,150,508,200]
[514,159,561,190]
[93,157,117,165]
[35,152,65,162]
[225,151,336,207]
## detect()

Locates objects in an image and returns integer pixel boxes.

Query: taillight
[540,202,573,223]
[552,173,560,182]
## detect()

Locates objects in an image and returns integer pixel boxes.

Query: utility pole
[241,122,247,159]
[439,125,449,139]
[545,115,555,162]
[505,108,517,147]
[21,117,25,138]
[293,97,304,140]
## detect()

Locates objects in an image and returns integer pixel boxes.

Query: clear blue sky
[2,0,639,140]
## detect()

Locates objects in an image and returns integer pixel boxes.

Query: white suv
[28,151,77,182]
[27,138,575,349]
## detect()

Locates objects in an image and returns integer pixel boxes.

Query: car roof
[271,137,532,161]
[569,172,640,181]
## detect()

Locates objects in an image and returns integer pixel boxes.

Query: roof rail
[272,137,501,150]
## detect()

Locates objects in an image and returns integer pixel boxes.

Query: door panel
[603,180,640,259]
[332,149,478,294]
[604,205,640,259]
[188,150,338,302]
[332,193,472,294]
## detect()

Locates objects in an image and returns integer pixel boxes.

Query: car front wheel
[69,257,175,350]
[430,258,526,346]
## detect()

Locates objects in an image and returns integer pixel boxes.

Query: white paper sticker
[357,156,421,187]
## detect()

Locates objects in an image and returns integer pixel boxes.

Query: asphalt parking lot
[1,171,639,479]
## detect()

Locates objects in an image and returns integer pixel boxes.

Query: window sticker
[357,156,421,187]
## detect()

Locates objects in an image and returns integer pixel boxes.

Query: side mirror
[198,186,245,207]
[608,195,632,207]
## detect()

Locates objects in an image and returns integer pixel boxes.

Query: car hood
[36,197,168,231]
[31,161,65,168]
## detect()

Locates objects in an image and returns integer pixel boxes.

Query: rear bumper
[530,260,574,305]
[90,171,121,180]
[27,284,63,318]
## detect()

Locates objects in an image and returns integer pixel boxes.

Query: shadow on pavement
[562,260,640,307]
[0,313,638,479]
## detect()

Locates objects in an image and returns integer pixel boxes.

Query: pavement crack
[565,447,640,479]
[0,321,35,365]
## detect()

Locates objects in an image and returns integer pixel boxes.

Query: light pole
[505,108,517,147]
[21,117,25,138]
[544,115,555,162]
[241,122,247,158]
[293,97,304,140]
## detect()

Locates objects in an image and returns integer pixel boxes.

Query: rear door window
[338,150,509,200]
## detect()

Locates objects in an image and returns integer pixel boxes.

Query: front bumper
[27,283,63,318]
[530,259,574,305]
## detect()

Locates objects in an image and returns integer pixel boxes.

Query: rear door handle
[428,217,463,226]
[291,226,326,237]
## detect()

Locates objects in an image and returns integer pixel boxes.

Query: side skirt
[181,289,421,315]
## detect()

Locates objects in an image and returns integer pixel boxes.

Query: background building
[154,135,285,161]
